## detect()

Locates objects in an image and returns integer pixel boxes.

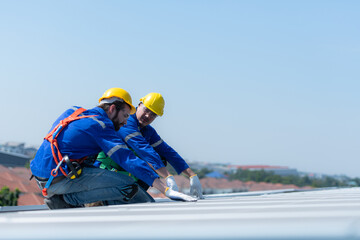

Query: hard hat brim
[99,97,136,114]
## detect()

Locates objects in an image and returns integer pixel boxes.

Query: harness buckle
[64,155,83,179]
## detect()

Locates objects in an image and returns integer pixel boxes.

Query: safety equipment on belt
[164,187,197,202]
[99,88,136,114]
[41,107,96,197]
[63,155,82,179]
[190,174,204,199]
[97,151,137,178]
[165,175,179,191]
[140,93,165,116]
[96,151,152,190]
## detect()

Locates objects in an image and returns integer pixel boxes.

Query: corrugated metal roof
[0,187,359,240]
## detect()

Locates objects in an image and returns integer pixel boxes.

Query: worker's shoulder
[82,106,106,116]
[78,106,112,129]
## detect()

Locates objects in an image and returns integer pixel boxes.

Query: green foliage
[226,169,356,188]
[353,178,360,186]
[24,160,30,169]
[193,168,212,179]
[0,186,21,206]
[168,166,212,179]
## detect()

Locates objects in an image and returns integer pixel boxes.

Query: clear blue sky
[0,1,359,177]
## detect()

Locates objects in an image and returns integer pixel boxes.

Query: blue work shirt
[118,114,189,174]
[30,106,159,186]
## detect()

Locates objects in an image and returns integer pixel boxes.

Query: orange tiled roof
[0,165,43,206]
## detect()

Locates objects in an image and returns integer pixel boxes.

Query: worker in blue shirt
[98,93,204,199]
[30,88,196,209]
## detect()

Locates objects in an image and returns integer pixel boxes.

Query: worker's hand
[165,188,197,202]
[166,175,179,191]
[190,174,204,199]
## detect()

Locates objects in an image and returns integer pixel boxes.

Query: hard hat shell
[140,93,165,116]
[99,88,136,114]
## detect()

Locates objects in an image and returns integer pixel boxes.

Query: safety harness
[97,151,134,176]
[97,147,168,192]
[41,107,96,197]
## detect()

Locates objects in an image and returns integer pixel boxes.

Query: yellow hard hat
[140,93,165,116]
[99,88,136,114]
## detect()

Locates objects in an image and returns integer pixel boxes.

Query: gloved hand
[166,175,179,191]
[165,188,197,202]
[190,174,204,199]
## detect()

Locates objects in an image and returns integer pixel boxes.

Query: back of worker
[31,106,157,184]
[31,88,157,209]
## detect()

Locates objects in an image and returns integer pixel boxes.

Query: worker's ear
[109,104,117,114]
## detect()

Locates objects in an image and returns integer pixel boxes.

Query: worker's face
[136,103,157,127]
[110,104,131,131]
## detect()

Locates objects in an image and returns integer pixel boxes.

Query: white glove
[190,175,204,199]
[165,188,197,202]
[166,175,179,191]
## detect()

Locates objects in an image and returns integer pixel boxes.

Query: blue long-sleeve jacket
[118,114,189,174]
[30,106,159,186]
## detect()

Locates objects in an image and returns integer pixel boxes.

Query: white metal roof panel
[0,187,359,240]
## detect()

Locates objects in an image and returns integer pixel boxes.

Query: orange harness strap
[44,108,96,177]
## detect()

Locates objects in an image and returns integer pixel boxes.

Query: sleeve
[153,137,190,175]
[93,124,159,186]
[118,125,166,170]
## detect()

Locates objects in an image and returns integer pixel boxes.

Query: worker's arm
[147,128,203,196]
[147,165,170,178]
[182,168,204,199]
[118,124,166,171]
[97,136,184,197]
[147,164,179,191]
[92,123,159,186]
[119,121,181,191]
[181,167,196,177]
[147,128,190,174]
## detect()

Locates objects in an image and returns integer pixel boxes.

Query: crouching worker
[96,92,204,199]
[30,88,196,210]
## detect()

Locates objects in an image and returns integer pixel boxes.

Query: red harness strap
[44,107,96,177]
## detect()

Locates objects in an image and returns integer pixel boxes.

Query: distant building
[0,151,30,167]
[0,142,37,167]
[0,142,26,155]
[0,142,38,158]
[205,171,228,179]
[227,165,299,176]
[299,172,327,179]
[23,146,38,158]
[188,162,299,177]
[188,161,230,174]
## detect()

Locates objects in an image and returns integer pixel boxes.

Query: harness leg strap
[119,184,139,202]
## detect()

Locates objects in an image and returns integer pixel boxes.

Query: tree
[193,168,212,179]
[0,186,21,206]
[228,168,357,188]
